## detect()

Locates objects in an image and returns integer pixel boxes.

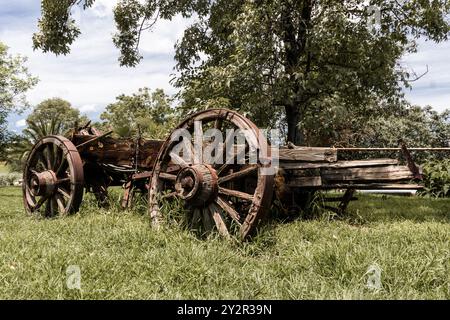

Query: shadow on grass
[342,194,450,225]
[269,192,450,227]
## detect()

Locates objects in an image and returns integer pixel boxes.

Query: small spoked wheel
[22,135,84,217]
[149,109,274,240]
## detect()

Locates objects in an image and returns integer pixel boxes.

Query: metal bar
[336,147,450,151]
[75,131,113,149]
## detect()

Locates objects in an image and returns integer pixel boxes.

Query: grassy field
[0,186,448,299]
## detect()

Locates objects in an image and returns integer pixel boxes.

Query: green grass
[0,187,448,299]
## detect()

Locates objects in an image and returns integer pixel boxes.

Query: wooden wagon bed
[277,146,421,190]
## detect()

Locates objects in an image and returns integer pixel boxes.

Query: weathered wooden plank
[278,147,337,162]
[280,158,399,170]
[73,135,163,168]
[287,176,322,187]
[290,168,321,177]
[321,165,414,182]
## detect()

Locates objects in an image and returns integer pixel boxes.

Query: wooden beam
[278,147,337,162]
[321,165,414,182]
[280,158,399,170]
[287,176,322,187]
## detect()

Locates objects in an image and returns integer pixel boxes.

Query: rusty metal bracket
[75,130,113,149]
[398,139,422,180]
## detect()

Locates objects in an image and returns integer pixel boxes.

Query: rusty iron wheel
[22,135,84,217]
[148,109,274,240]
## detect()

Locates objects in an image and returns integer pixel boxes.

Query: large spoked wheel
[149,109,274,240]
[22,135,84,217]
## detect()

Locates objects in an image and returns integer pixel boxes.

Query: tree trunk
[285,105,304,146]
[280,0,312,147]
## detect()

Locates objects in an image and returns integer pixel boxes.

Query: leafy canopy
[100,87,177,139]
[33,1,450,145]
[0,41,38,156]
[0,42,38,112]
[4,98,88,170]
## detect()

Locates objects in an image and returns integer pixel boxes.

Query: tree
[0,41,38,155]
[34,1,450,145]
[5,98,88,170]
[100,88,177,139]
[26,98,87,136]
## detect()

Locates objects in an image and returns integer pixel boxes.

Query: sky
[1,0,450,132]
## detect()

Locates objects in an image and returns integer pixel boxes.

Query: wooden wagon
[22,108,428,240]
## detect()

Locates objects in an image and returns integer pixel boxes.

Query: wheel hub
[175,164,218,207]
[30,170,57,197]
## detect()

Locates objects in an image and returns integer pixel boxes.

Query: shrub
[0,173,21,186]
[419,159,450,198]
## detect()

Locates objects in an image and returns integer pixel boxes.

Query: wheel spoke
[56,194,66,214]
[190,208,202,230]
[213,118,223,131]
[209,203,230,238]
[32,195,49,212]
[58,188,71,199]
[219,187,254,202]
[169,152,189,168]
[217,130,237,173]
[55,157,68,177]
[52,147,63,172]
[56,177,70,184]
[161,191,177,199]
[216,197,241,224]
[45,145,53,170]
[51,198,58,216]
[218,165,257,184]
[159,173,176,181]
[194,120,203,164]
[45,198,53,216]
[201,208,214,233]
[36,153,48,171]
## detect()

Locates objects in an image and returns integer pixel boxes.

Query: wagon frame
[22,108,446,240]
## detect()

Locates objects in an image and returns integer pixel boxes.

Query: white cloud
[78,104,99,113]
[401,40,450,111]
[15,119,26,127]
[0,0,188,131]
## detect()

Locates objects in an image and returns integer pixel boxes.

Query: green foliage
[0,187,449,299]
[0,42,38,112]
[0,42,38,154]
[0,173,21,186]
[34,1,450,145]
[26,97,88,137]
[100,88,178,139]
[310,103,450,150]
[171,0,450,143]
[4,98,88,171]
[420,159,450,198]
[32,0,95,55]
